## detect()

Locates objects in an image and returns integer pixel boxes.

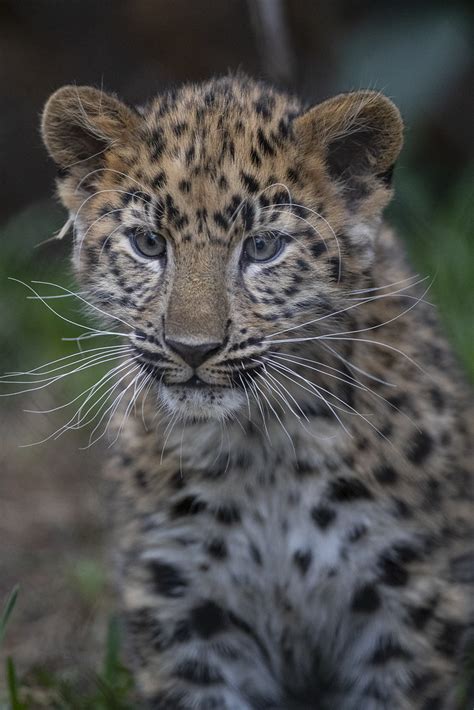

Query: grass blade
[0,585,19,647]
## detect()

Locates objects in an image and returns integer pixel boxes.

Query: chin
[159,383,245,422]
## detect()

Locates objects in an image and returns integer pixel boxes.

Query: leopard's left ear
[41,85,141,169]
[294,91,403,202]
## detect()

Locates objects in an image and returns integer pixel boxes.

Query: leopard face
[42,77,402,422]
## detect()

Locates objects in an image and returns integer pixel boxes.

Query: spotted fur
[42,76,473,709]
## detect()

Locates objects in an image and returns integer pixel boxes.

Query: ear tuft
[294,91,403,195]
[41,85,140,168]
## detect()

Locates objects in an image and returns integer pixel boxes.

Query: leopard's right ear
[41,85,141,169]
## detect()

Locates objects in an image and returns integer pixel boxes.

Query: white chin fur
[159,383,245,422]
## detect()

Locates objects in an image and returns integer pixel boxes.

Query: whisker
[82,364,142,448]
[0,351,133,396]
[266,352,422,434]
[266,360,396,445]
[3,344,131,378]
[264,361,352,435]
[253,372,297,458]
[9,278,126,338]
[266,275,430,339]
[19,360,139,447]
[30,280,135,330]
[319,342,395,387]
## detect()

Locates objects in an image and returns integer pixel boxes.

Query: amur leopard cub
[41,76,473,709]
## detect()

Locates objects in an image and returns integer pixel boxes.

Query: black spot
[190,601,228,639]
[134,469,148,488]
[249,543,262,566]
[392,497,412,519]
[351,584,381,612]
[152,171,167,189]
[409,671,437,693]
[171,495,207,517]
[408,604,434,630]
[311,505,336,530]
[206,538,228,560]
[215,504,241,525]
[286,168,299,183]
[241,201,255,230]
[421,696,444,710]
[257,127,276,156]
[373,464,398,485]
[254,97,273,120]
[310,241,326,259]
[278,118,290,138]
[185,145,195,165]
[218,175,229,191]
[293,549,312,575]
[435,620,463,657]
[240,171,260,194]
[371,635,411,664]
[378,553,409,587]
[250,148,262,167]
[327,257,342,281]
[213,211,228,230]
[172,121,188,137]
[430,387,445,411]
[175,659,223,685]
[329,477,373,502]
[407,430,433,465]
[296,258,310,271]
[391,542,421,564]
[148,561,188,598]
[178,179,191,193]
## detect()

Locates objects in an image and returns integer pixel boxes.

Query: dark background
[0,0,472,706]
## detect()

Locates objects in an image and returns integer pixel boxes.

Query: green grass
[0,588,135,710]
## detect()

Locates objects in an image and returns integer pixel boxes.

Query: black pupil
[255,238,266,251]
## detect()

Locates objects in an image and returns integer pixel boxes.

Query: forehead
[104,83,300,219]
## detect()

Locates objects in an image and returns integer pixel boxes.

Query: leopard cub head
[42,76,403,422]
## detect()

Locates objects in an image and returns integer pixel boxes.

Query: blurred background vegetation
[0,0,472,707]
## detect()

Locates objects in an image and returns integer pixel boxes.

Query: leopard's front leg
[331,549,470,710]
[121,544,282,709]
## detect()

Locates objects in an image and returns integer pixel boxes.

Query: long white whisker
[266,352,422,434]
[31,280,135,330]
[320,342,395,387]
[8,278,126,337]
[267,360,394,444]
[253,373,297,458]
[266,360,351,432]
[0,351,133,395]
[3,344,131,378]
[266,275,430,339]
[82,365,142,448]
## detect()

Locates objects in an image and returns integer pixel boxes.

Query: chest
[134,458,401,620]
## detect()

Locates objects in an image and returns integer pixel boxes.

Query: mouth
[182,374,215,388]
[158,376,246,421]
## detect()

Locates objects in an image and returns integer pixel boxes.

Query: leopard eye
[243,233,284,263]
[129,229,166,259]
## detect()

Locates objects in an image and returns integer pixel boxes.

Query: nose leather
[165,339,221,368]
